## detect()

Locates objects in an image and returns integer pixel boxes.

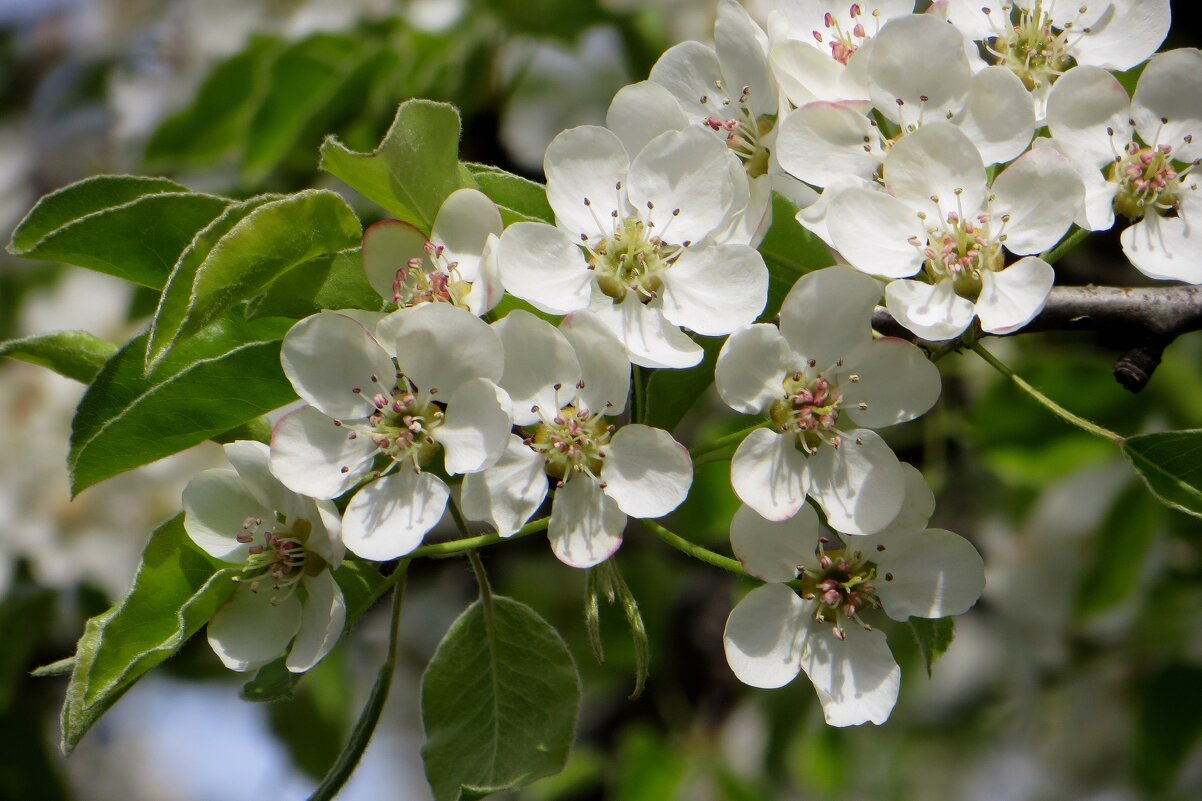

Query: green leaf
[145,36,284,170]
[1073,483,1163,617]
[1122,430,1202,519]
[147,189,361,366]
[466,163,554,225]
[7,175,230,288]
[757,192,834,318]
[1135,664,1202,792]
[60,515,236,752]
[641,338,722,432]
[0,331,117,383]
[320,99,470,231]
[249,248,383,320]
[0,583,57,712]
[69,315,296,494]
[908,617,955,677]
[421,596,581,801]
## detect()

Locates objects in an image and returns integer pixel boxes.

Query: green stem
[1040,226,1090,265]
[688,421,769,460]
[306,559,410,801]
[970,341,1123,443]
[409,516,550,558]
[641,520,746,576]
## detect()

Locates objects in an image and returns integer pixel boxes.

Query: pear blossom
[269,305,512,561]
[183,441,346,673]
[361,188,504,315]
[1044,51,1202,282]
[495,122,767,369]
[715,267,940,535]
[824,121,1083,340]
[461,310,692,568]
[723,464,985,725]
[934,0,1171,117]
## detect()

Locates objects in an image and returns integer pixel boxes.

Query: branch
[872,284,1202,392]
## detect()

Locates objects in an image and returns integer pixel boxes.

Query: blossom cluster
[176,0,1193,726]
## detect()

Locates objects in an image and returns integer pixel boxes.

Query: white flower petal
[715,324,796,415]
[460,435,548,537]
[590,294,703,369]
[884,278,976,341]
[224,440,303,523]
[826,188,927,278]
[776,101,881,189]
[730,503,823,583]
[269,406,377,500]
[1046,66,1133,170]
[1132,48,1202,163]
[1121,210,1202,284]
[976,257,1055,334]
[496,222,594,315]
[548,477,626,568]
[715,0,774,118]
[431,188,504,282]
[437,378,513,475]
[992,148,1084,255]
[182,469,270,561]
[601,424,692,519]
[362,219,428,301]
[659,244,768,336]
[870,462,936,537]
[723,583,806,689]
[388,302,504,395]
[770,40,858,107]
[807,430,905,536]
[935,0,1008,41]
[606,81,689,158]
[883,122,986,218]
[799,618,900,726]
[649,40,725,120]
[544,125,630,240]
[463,233,505,316]
[286,570,347,672]
[779,267,882,367]
[342,472,450,561]
[1071,0,1170,72]
[208,584,302,672]
[560,311,631,415]
[494,310,581,426]
[872,528,985,620]
[310,499,345,567]
[281,312,396,420]
[730,428,810,522]
[868,14,970,123]
[794,175,876,247]
[841,338,941,428]
[954,66,1036,166]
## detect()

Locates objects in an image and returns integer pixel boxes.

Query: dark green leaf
[145,36,284,170]
[60,515,236,752]
[908,617,954,677]
[147,189,361,366]
[0,584,57,712]
[320,99,471,231]
[757,192,834,318]
[1073,483,1163,617]
[641,338,722,432]
[421,596,581,801]
[249,248,383,320]
[0,331,117,383]
[69,315,296,494]
[1135,664,1202,792]
[8,176,230,288]
[466,163,554,225]
[1122,430,1202,519]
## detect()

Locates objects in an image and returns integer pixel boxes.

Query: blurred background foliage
[2,1,1202,799]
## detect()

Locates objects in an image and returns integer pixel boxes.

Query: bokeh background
[3,1,1202,799]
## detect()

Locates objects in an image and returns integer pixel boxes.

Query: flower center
[810,3,883,66]
[392,242,472,310]
[910,205,1007,300]
[700,80,776,178]
[801,542,883,640]
[1109,142,1190,220]
[771,369,848,452]
[236,514,323,596]
[363,384,444,467]
[589,216,679,302]
[985,1,1081,92]
[525,399,613,482]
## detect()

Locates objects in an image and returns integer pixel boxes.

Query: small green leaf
[641,338,722,432]
[0,331,117,383]
[757,192,834,318]
[421,596,581,801]
[466,163,554,225]
[1122,430,1202,519]
[908,617,955,677]
[249,248,383,320]
[147,189,361,366]
[30,658,76,678]
[320,99,471,231]
[69,315,296,494]
[8,175,230,288]
[60,515,236,752]
[1135,664,1202,792]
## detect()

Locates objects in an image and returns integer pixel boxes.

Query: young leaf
[146,189,361,366]
[7,175,230,288]
[757,192,834,318]
[421,596,581,801]
[320,99,471,230]
[248,248,383,320]
[465,163,554,225]
[60,515,237,752]
[0,331,117,383]
[908,617,955,677]
[69,315,296,495]
[1122,430,1202,519]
